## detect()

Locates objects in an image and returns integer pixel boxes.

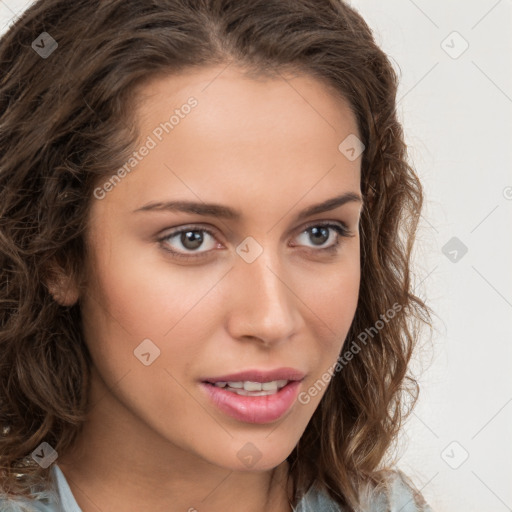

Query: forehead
[134,65,359,142]
[94,65,362,222]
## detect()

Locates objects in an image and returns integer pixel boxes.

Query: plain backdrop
[1,1,511,511]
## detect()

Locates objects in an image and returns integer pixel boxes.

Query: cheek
[292,248,360,394]
[79,247,214,438]
[84,236,212,337]
[79,234,227,395]
[296,246,360,338]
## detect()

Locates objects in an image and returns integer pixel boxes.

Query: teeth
[212,380,289,394]
[261,381,277,391]
[243,381,262,391]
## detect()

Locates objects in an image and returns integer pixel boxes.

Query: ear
[45,262,80,307]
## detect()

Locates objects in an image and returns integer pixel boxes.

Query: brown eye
[158,226,218,260]
[294,222,351,251]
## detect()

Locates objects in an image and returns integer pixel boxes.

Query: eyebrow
[132,192,363,221]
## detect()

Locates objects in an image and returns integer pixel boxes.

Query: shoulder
[295,469,434,512]
[359,469,434,512]
[0,493,59,512]
[0,473,61,512]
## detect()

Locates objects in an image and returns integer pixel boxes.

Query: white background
[1,1,511,511]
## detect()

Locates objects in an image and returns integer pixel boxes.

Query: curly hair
[0,0,433,509]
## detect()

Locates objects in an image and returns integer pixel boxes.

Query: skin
[56,64,363,512]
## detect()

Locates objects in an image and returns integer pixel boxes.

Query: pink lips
[202,367,305,384]
[200,367,305,424]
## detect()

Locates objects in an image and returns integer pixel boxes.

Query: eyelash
[157,221,353,261]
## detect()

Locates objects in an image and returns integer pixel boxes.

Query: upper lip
[202,367,305,384]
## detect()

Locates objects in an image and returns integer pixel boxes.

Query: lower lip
[200,381,301,424]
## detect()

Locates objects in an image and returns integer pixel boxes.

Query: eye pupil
[181,230,203,250]
[309,226,329,245]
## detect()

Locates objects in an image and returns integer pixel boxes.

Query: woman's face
[79,65,363,472]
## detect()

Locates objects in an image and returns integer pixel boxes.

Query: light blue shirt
[0,464,433,511]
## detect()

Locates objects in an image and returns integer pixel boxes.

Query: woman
[0,0,434,510]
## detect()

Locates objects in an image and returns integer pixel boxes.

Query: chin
[202,433,297,473]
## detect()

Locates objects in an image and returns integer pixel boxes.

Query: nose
[225,245,300,347]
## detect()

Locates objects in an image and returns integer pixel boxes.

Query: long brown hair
[0,0,433,509]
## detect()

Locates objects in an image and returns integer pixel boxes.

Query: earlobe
[45,266,80,307]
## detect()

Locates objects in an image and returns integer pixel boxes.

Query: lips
[199,367,306,424]
[201,367,305,384]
